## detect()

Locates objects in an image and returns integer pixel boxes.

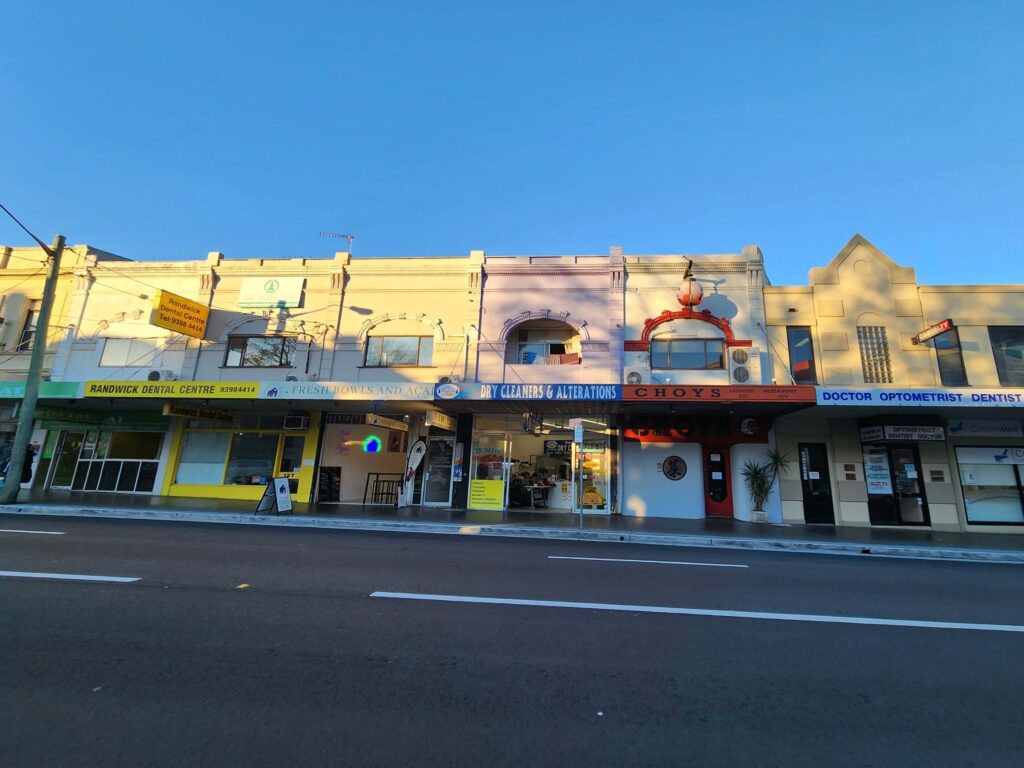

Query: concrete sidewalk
[4,490,1024,564]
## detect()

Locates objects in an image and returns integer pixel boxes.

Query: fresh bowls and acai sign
[238,277,305,308]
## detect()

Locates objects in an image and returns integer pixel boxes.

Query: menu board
[317,466,341,503]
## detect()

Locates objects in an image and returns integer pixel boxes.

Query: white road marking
[0,529,65,535]
[0,570,139,583]
[370,591,1024,634]
[549,555,748,569]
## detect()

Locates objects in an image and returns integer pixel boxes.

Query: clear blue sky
[2,1,1021,285]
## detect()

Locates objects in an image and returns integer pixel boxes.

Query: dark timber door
[799,443,835,524]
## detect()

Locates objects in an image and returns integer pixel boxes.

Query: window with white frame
[225,336,297,367]
[100,338,160,367]
[364,336,434,367]
[650,338,724,370]
[16,300,41,351]
[857,325,893,383]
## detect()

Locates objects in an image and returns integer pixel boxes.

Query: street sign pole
[572,422,584,530]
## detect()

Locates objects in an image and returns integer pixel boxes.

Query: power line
[0,201,51,251]
[1,264,49,294]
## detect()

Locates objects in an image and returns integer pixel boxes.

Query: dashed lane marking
[0,570,139,583]
[548,555,749,569]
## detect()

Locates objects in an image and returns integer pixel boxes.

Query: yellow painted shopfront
[162,411,321,503]
[83,380,321,503]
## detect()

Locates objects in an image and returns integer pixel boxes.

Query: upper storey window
[225,336,297,368]
[786,327,817,384]
[365,336,434,367]
[507,321,581,365]
[650,338,724,370]
[934,328,968,387]
[16,300,41,351]
[989,327,1024,386]
[857,326,893,384]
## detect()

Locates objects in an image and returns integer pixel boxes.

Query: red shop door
[704,446,733,518]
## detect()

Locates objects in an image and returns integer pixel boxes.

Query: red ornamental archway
[624,307,738,351]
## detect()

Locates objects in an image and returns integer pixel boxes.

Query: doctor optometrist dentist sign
[816,387,1024,407]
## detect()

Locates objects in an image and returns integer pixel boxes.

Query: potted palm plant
[740,448,789,522]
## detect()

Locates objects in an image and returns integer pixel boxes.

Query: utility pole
[0,235,65,504]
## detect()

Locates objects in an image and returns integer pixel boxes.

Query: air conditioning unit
[728,346,762,385]
[283,415,310,430]
[437,374,463,384]
[625,368,648,385]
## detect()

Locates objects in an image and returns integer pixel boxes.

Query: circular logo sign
[663,455,687,481]
[435,383,460,399]
[264,279,279,294]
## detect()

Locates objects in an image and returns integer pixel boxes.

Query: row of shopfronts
[3,234,1024,534]
[8,379,1024,533]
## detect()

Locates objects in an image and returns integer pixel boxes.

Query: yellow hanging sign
[150,290,209,339]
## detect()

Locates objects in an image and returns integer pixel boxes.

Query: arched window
[506,320,581,365]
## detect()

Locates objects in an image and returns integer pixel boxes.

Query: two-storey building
[767,235,1024,533]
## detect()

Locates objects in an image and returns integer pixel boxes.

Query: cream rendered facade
[766,235,1024,533]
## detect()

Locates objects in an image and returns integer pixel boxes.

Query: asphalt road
[2,516,1023,768]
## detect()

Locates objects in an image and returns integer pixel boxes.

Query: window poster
[863,450,893,495]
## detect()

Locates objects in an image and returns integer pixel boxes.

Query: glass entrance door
[468,432,510,510]
[423,437,455,506]
[575,440,610,513]
[49,431,85,488]
[890,445,929,524]
[865,444,930,525]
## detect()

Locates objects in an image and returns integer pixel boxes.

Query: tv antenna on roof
[320,232,355,254]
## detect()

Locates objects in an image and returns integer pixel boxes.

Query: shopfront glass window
[108,431,163,460]
[786,327,817,384]
[176,432,231,485]
[278,436,304,473]
[988,327,1024,386]
[959,463,1024,523]
[225,433,279,485]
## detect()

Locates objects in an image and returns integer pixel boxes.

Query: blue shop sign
[816,387,1024,407]
[435,382,621,401]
